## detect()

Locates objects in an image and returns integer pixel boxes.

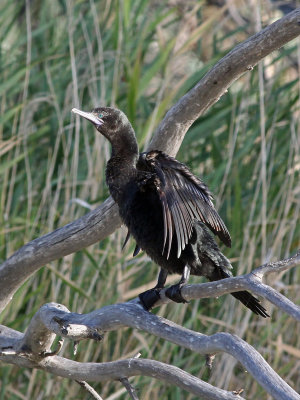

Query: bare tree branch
[187,251,300,317]
[0,9,300,313]
[76,380,104,400]
[0,254,299,398]
[0,352,245,400]
[119,377,140,400]
[0,320,245,400]
[1,286,299,399]
[149,8,300,152]
[139,250,300,321]
[0,197,120,313]
[253,251,300,277]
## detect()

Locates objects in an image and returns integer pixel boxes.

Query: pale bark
[0,254,299,398]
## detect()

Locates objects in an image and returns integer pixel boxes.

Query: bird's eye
[98,113,103,118]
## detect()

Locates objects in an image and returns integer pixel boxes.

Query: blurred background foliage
[0,0,299,398]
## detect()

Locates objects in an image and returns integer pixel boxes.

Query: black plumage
[72,106,269,318]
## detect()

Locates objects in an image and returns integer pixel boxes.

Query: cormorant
[72,106,269,318]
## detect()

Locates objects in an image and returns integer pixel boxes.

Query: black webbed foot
[139,288,161,311]
[165,283,188,303]
[139,268,168,311]
[165,265,190,304]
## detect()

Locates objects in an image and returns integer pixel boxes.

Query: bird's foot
[165,284,188,303]
[139,288,161,311]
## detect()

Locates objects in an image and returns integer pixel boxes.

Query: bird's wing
[137,151,231,259]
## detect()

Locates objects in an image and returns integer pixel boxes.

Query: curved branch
[1,9,300,312]
[113,252,300,320]
[180,251,300,321]
[1,298,299,400]
[0,254,299,398]
[44,357,245,400]
[149,8,300,152]
[0,353,244,400]
[0,197,120,313]
[253,250,300,277]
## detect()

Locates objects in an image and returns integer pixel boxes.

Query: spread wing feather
[137,151,231,259]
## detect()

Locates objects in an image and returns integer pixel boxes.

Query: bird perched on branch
[72,106,269,317]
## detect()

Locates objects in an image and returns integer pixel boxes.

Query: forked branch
[0,253,299,399]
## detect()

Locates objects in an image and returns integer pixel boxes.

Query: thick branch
[0,353,244,400]
[1,9,300,312]
[44,357,245,400]
[149,8,300,151]
[0,254,299,398]
[1,298,299,400]
[0,198,120,313]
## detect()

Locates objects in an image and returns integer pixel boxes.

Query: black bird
[72,106,269,318]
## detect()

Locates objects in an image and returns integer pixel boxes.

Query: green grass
[0,1,299,399]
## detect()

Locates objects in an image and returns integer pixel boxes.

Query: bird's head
[72,106,131,141]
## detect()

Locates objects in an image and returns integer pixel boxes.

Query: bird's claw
[165,284,188,303]
[139,288,161,311]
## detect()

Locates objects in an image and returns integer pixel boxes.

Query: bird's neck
[108,123,139,164]
[106,125,139,203]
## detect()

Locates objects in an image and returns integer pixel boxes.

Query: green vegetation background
[0,0,299,398]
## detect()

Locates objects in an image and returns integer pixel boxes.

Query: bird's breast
[116,184,188,273]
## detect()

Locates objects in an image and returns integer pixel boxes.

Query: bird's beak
[72,108,104,126]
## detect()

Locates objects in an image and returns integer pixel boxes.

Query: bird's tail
[210,269,269,318]
[230,290,269,317]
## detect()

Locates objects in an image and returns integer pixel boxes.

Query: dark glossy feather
[133,244,141,257]
[122,230,131,250]
[123,230,141,256]
[137,150,231,258]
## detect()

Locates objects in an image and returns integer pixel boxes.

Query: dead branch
[127,251,300,321]
[0,253,299,399]
[75,381,104,400]
[0,8,300,313]
[119,377,140,400]
[0,296,297,398]
[0,325,245,400]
